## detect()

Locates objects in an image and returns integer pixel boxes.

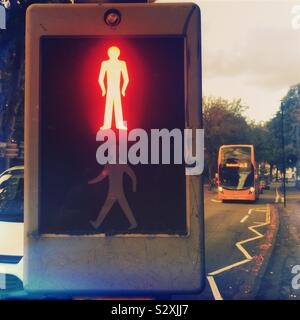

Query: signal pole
[281,102,287,208]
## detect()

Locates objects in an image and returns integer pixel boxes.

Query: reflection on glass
[0,174,24,220]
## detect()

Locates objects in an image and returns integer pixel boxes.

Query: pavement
[256,186,300,300]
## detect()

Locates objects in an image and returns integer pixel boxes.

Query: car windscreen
[0,173,24,222]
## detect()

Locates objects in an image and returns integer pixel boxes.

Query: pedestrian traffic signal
[5,142,18,158]
[39,35,189,235]
[18,141,24,160]
[25,3,203,295]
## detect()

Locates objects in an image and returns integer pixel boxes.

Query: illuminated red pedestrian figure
[89,164,138,230]
[99,46,129,130]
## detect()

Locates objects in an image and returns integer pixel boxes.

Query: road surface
[257,186,300,300]
[180,185,279,300]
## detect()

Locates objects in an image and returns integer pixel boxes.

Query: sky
[157,0,300,122]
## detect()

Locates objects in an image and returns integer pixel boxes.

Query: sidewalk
[256,187,300,299]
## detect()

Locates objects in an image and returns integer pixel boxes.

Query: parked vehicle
[0,166,24,291]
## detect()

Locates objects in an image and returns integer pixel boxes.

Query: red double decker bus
[217,145,259,202]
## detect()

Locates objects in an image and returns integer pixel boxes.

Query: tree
[268,84,300,171]
[203,96,282,181]
[249,122,279,180]
[0,1,72,171]
[203,97,252,179]
[0,1,26,171]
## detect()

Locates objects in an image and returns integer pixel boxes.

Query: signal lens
[104,9,121,27]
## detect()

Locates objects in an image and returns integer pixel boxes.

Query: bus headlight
[250,187,255,193]
[218,186,223,192]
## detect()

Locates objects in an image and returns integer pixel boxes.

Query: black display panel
[39,37,186,235]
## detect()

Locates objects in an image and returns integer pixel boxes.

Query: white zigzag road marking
[207,205,271,300]
[207,276,223,300]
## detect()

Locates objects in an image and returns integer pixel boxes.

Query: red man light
[99,46,129,130]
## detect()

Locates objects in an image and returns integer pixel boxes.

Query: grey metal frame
[25,2,204,294]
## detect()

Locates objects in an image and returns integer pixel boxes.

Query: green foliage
[203,97,252,178]
[204,84,300,179]
[268,84,300,168]
[203,97,280,178]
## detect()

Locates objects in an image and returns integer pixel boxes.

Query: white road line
[207,205,271,300]
[240,215,249,223]
[275,188,281,203]
[236,240,253,260]
[240,208,262,223]
[275,187,285,203]
[208,259,250,276]
[236,207,270,261]
[211,199,222,203]
[207,276,223,300]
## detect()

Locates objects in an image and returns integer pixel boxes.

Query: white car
[0,166,24,292]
